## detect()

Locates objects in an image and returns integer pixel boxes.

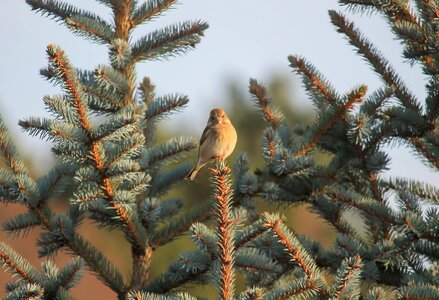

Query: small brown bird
[186,108,237,181]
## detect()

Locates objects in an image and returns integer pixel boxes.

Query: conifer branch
[26,0,114,44]
[45,45,144,292]
[131,21,208,63]
[48,45,146,253]
[261,213,327,293]
[2,0,216,298]
[69,233,126,293]
[211,161,236,300]
[145,94,190,120]
[46,45,91,132]
[398,283,439,299]
[100,174,147,252]
[0,118,40,204]
[234,219,267,248]
[296,85,367,156]
[142,251,210,293]
[65,14,114,44]
[108,4,157,289]
[334,1,377,13]
[82,84,125,113]
[148,163,192,196]
[249,79,284,128]
[288,55,338,106]
[58,257,84,289]
[267,222,312,279]
[150,200,212,247]
[262,128,277,160]
[235,248,281,273]
[19,117,88,143]
[374,0,419,24]
[383,177,439,204]
[43,95,79,124]
[190,222,218,254]
[106,136,144,170]
[0,242,41,284]
[3,212,40,237]
[4,283,45,300]
[407,137,439,169]
[128,291,198,300]
[237,287,264,300]
[426,79,439,122]
[94,65,130,95]
[92,105,141,142]
[369,173,384,203]
[361,87,393,117]
[266,277,320,300]
[328,190,397,225]
[3,184,124,293]
[330,255,363,300]
[141,137,197,169]
[109,38,133,69]
[339,0,421,29]
[112,2,140,106]
[139,77,156,105]
[131,0,177,26]
[329,10,422,113]
[34,212,125,294]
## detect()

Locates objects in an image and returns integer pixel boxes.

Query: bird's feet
[213,155,225,161]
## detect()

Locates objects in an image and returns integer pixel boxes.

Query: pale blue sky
[1,0,438,186]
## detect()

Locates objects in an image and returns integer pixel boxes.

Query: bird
[186,108,237,181]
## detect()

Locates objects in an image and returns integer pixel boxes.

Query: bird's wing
[199,125,211,148]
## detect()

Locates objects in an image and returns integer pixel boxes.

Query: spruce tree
[1,1,439,300]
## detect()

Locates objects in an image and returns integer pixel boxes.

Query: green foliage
[127,291,199,300]
[233,0,439,298]
[1,0,439,299]
[131,21,208,63]
[2,0,208,298]
[0,242,83,299]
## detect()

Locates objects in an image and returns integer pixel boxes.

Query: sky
[0,0,438,186]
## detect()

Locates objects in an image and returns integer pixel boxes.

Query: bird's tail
[185,166,200,181]
[185,162,207,181]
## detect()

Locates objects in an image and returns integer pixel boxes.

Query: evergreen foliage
[1,0,439,299]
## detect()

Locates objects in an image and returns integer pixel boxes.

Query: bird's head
[208,108,231,125]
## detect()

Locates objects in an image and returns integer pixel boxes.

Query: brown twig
[211,161,236,300]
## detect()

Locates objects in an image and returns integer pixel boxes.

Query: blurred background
[1,0,438,298]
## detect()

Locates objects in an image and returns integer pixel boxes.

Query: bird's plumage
[186,108,237,181]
